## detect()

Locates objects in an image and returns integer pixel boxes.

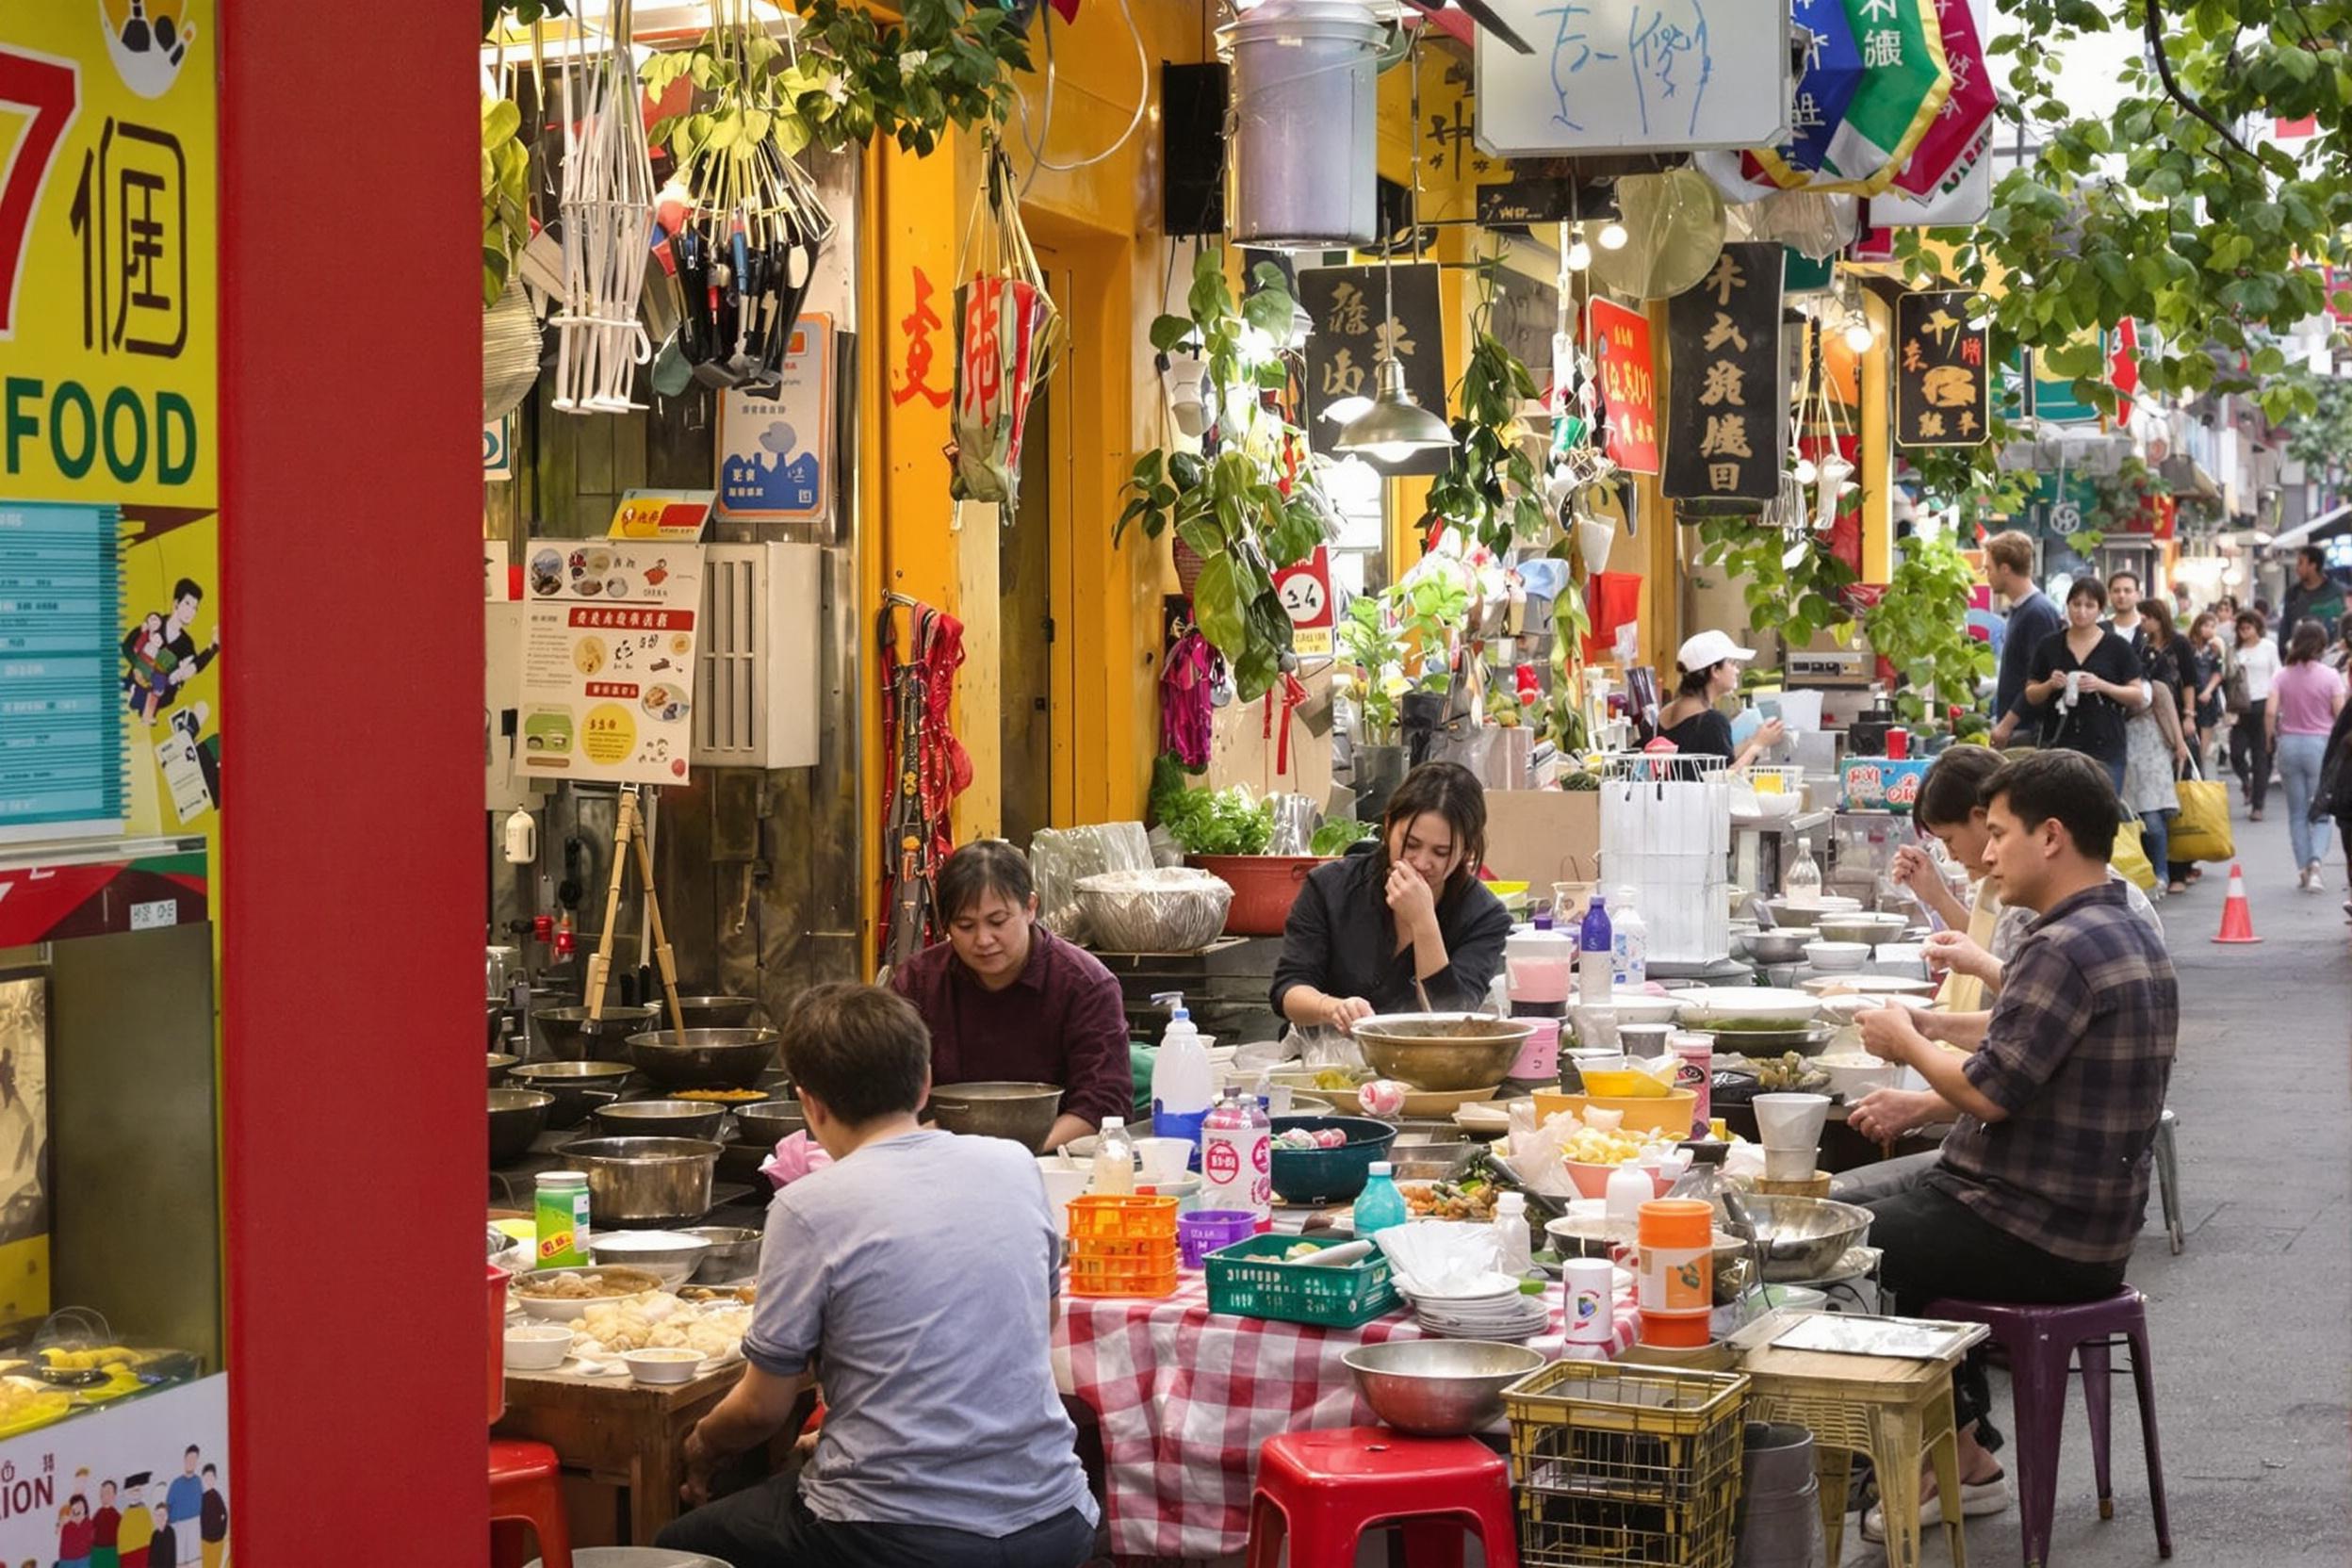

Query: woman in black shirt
[2023,576,2148,792]
[1272,761,1512,1031]
[1653,629,1786,764]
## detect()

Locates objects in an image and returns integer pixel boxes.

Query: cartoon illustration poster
[0,976,48,1331]
[0,0,220,870]
[715,314,834,523]
[517,542,705,787]
[0,1375,229,1566]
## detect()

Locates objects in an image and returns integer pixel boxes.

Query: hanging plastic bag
[950,145,1064,511]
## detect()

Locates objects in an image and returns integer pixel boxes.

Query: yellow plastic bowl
[1573,1068,1673,1100]
[1482,880,1530,897]
[1531,1088,1699,1136]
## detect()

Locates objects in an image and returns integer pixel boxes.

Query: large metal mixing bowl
[673,994,763,1030]
[733,1098,808,1147]
[487,1052,518,1086]
[1736,1194,1873,1282]
[507,1059,634,1128]
[535,1004,662,1062]
[489,1088,553,1165]
[1352,1014,1536,1092]
[928,1082,1064,1151]
[554,1136,725,1226]
[591,1098,728,1141]
[625,1027,779,1090]
[1342,1340,1548,1436]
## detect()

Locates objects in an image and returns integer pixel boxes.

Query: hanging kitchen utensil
[550,0,659,414]
[484,275,544,421]
[949,143,1065,514]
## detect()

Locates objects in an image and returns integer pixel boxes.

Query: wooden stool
[1739,1335,1971,1568]
[1246,1427,1520,1568]
[490,1439,574,1568]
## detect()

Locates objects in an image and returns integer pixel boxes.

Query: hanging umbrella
[1814,0,1952,194]
[1770,0,1867,175]
[1888,0,1996,197]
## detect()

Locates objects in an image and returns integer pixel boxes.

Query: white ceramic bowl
[502,1323,574,1370]
[1571,991,1684,1027]
[1816,1054,1903,1102]
[586,1231,712,1287]
[1672,987,1823,1026]
[621,1348,705,1385]
[1802,940,1870,972]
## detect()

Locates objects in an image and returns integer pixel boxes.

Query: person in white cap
[1655,629,1785,766]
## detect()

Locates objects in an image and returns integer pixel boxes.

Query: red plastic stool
[490,1439,575,1568]
[1925,1287,2172,1568]
[1247,1427,1519,1568]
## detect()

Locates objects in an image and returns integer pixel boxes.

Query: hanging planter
[1223,0,1385,249]
[1172,536,1209,599]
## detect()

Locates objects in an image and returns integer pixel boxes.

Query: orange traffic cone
[2212,861,2262,944]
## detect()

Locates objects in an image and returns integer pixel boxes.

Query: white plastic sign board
[1476,0,1792,156]
[517,541,706,787]
[0,1374,229,1561]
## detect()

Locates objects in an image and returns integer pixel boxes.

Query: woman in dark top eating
[2023,576,2148,792]
[1271,762,1512,1032]
[1653,629,1786,765]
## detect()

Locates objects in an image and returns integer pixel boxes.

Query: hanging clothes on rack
[878,599,972,972]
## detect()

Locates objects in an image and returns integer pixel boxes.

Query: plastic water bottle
[1201,1091,1272,1230]
[1093,1116,1135,1197]
[1148,992,1213,1162]
[1578,890,1614,1004]
[1611,887,1648,990]
[1351,1163,1409,1237]
[1494,1190,1533,1276]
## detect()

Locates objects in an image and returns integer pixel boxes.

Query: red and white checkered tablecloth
[1053,1272,1641,1561]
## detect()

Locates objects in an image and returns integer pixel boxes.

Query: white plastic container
[1224,0,1382,249]
[1506,928,1578,1004]
[1149,992,1214,1158]
[1604,1163,1654,1230]
[1493,1191,1533,1277]
[1610,887,1649,990]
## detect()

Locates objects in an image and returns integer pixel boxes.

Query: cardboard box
[1481,787,1603,889]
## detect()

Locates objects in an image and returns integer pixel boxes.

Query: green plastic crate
[1202,1233,1400,1328]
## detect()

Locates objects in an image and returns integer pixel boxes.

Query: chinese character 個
[70,119,188,358]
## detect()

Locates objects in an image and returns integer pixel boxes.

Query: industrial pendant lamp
[1336,35,1456,466]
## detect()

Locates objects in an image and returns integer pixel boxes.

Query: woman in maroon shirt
[889,841,1134,1151]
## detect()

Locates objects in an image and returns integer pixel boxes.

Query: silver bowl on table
[1342,1340,1548,1436]
[927,1081,1064,1152]
[535,1004,662,1062]
[591,1098,730,1141]
[554,1136,726,1226]
[1352,1015,1537,1092]
[489,1087,553,1165]
[673,994,764,1031]
[507,1058,634,1128]
[1736,1194,1874,1282]
[681,1225,763,1282]
[625,1027,779,1090]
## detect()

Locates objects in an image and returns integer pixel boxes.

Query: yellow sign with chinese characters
[0,1,219,846]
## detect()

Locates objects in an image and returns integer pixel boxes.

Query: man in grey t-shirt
[656,984,1099,1568]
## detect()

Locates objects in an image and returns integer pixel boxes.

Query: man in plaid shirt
[1846,750,2178,1539]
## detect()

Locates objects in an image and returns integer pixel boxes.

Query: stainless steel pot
[489,1088,553,1165]
[507,1059,634,1128]
[681,1225,762,1282]
[591,1098,728,1141]
[672,994,763,1030]
[487,1052,519,1086]
[535,1004,661,1063]
[733,1098,808,1147]
[625,1027,779,1090]
[555,1136,725,1225]
[1352,1015,1536,1091]
[927,1082,1064,1151]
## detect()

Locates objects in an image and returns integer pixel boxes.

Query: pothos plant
[1428,324,1547,555]
[1337,574,1469,745]
[1117,249,1332,703]
[1689,510,1860,652]
[482,95,531,309]
[640,0,1031,161]
[1861,530,1998,727]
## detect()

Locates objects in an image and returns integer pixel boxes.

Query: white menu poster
[517,541,705,786]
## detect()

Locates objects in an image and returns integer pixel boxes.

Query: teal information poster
[0,501,126,841]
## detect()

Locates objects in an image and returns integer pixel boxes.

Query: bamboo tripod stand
[583,785,687,1036]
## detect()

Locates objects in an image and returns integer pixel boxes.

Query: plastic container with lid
[1611,887,1648,990]
[1149,991,1214,1158]
[1507,927,1578,1005]
[1636,1198,1716,1348]
[534,1172,590,1269]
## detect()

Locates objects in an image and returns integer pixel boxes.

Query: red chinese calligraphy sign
[1590,298,1659,475]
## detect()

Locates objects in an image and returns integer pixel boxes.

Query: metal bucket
[1225,0,1382,249]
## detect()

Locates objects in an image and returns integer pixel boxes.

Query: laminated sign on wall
[518,542,705,786]
[1475,0,1791,156]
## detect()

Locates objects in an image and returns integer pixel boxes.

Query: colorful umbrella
[1779,0,1867,173]
[1821,0,1952,193]
[1889,0,1996,196]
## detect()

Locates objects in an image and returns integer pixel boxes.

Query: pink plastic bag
[760,1131,833,1191]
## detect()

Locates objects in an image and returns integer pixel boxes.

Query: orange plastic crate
[1068,1235,1174,1266]
[1067,1194,1180,1243]
[1069,1252,1179,1298]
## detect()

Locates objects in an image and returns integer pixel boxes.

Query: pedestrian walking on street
[2229,610,2281,818]
[2024,577,2147,795]
[2190,610,2229,770]
[2270,619,2348,892]
[1984,531,2064,750]
[2279,546,2351,655]
[2124,600,2189,893]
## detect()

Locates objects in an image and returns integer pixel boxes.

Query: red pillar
[219,3,483,1560]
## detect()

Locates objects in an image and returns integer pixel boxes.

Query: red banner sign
[1590,299,1659,475]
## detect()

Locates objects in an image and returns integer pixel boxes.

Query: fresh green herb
[1310,819,1377,857]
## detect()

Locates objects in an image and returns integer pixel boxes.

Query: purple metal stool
[1923,1287,2173,1568]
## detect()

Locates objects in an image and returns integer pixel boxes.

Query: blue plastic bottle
[1578,890,1614,1003]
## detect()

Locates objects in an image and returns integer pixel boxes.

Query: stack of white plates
[1405,1273,1553,1340]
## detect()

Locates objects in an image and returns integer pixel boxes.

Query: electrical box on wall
[694,543,824,769]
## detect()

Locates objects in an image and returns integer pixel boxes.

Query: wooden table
[496,1360,790,1544]
[1732,1312,1988,1568]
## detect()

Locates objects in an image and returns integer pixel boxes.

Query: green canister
[534,1171,591,1267]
